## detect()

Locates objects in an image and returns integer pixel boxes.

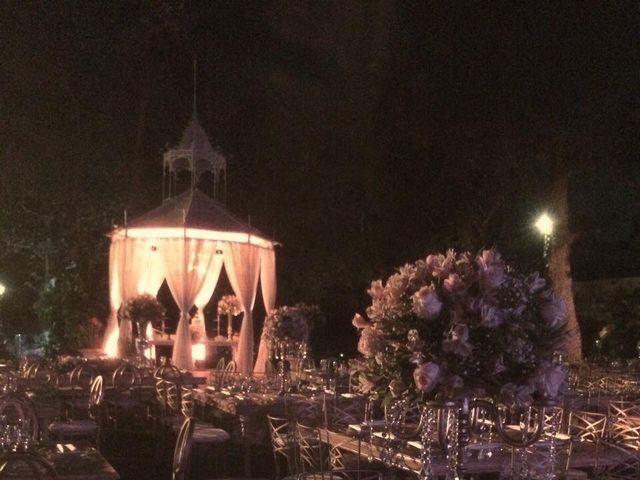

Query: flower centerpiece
[352,249,568,407]
[261,303,323,357]
[121,294,165,358]
[218,295,242,340]
[122,294,166,331]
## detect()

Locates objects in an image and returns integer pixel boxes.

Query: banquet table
[34,443,119,480]
[194,388,291,476]
[319,426,631,479]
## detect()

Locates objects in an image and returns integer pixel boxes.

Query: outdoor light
[534,213,554,236]
[535,212,554,269]
[0,282,5,296]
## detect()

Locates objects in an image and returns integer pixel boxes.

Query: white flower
[413,362,440,393]
[412,284,443,319]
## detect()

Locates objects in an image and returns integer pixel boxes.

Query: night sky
[1,2,638,355]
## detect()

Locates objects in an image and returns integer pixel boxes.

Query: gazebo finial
[162,62,227,203]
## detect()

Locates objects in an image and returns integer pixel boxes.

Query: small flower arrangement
[352,249,568,407]
[217,295,242,317]
[122,294,166,325]
[261,303,323,353]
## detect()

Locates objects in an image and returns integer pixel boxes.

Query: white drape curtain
[161,237,216,370]
[103,240,123,354]
[104,237,166,354]
[253,248,277,373]
[223,243,261,374]
[193,250,224,321]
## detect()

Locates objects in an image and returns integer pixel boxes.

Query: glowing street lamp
[0,283,5,297]
[535,213,554,268]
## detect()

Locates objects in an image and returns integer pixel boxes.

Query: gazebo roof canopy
[113,189,274,248]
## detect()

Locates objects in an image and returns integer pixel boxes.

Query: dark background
[0,1,638,357]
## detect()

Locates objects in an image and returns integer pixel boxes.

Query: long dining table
[319,425,631,479]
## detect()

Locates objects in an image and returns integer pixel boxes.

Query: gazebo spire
[162,62,227,203]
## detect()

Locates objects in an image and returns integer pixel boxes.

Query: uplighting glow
[104,327,119,357]
[144,322,155,360]
[192,343,206,362]
[112,227,274,249]
[535,213,554,236]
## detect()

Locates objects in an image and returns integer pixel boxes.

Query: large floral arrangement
[352,249,568,406]
[261,303,323,353]
[122,294,166,325]
[217,295,242,317]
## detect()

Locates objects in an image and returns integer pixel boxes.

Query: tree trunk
[547,159,583,362]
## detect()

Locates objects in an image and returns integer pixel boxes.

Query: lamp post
[534,213,554,271]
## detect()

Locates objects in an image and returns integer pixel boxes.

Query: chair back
[112,363,141,390]
[172,417,194,480]
[180,387,194,418]
[608,400,640,450]
[155,380,180,416]
[0,452,57,479]
[266,415,296,477]
[296,422,323,473]
[69,364,98,390]
[89,376,104,414]
[220,361,237,387]
[154,363,182,383]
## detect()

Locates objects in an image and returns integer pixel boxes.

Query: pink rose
[536,364,566,398]
[413,362,440,393]
[412,284,443,319]
[367,280,384,300]
[426,250,456,279]
[357,326,385,358]
[443,273,466,295]
[352,313,369,329]
[385,273,408,303]
[539,292,566,329]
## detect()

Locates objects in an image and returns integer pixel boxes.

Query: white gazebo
[102,115,277,374]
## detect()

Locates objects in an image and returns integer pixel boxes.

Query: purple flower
[500,383,534,408]
[525,272,546,294]
[539,292,566,329]
[479,301,504,328]
[476,249,505,291]
[357,326,385,358]
[412,284,443,319]
[413,362,441,393]
[536,364,566,398]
